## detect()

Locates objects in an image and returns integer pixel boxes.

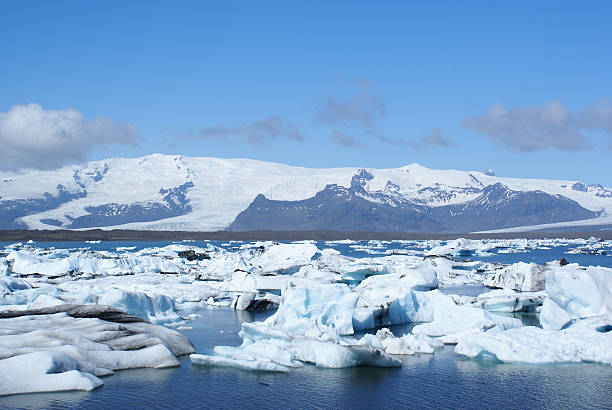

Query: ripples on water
[1,241,611,409]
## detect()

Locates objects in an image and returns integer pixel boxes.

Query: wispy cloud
[182,116,304,144]
[0,103,141,171]
[315,91,385,131]
[331,130,364,148]
[463,100,612,152]
[408,128,454,150]
[313,86,407,145]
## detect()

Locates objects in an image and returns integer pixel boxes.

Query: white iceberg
[483,262,547,292]
[540,264,612,330]
[424,238,492,258]
[0,351,103,396]
[0,305,194,396]
[455,315,612,365]
[454,289,545,313]
[191,282,402,370]
[95,289,181,324]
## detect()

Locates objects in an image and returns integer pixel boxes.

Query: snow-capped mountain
[1,154,611,232]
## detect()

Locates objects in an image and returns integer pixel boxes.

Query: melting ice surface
[0,238,611,408]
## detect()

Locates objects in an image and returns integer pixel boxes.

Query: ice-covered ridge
[1,154,610,231]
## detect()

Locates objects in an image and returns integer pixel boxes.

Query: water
[2,308,610,409]
[1,240,611,409]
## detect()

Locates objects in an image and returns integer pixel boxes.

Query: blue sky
[1,1,611,184]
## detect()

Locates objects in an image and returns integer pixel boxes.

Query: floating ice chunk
[316,249,390,282]
[412,299,522,340]
[190,354,289,372]
[0,306,193,396]
[293,266,341,283]
[267,283,358,336]
[0,258,9,276]
[6,248,187,279]
[352,271,440,330]
[539,297,571,330]
[225,269,326,295]
[454,289,545,313]
[232,292,257,310]
[95,289,180,324]
[424,238,492,258]
[238,322,400,368]
[483,262,547,292]
[288,337,400,368]
[251,243,319,275]
[195,250,249,280]
[7,250,73,277]
[455,316,612,365]
[426,257,487,286]
[540,264,612,330]
[191,283,402,371]
[0,351,103,396]
[229,291,278,311]
[121,322,195,356]
[372,329,435,355]
[0,284,62,310]
[214,343,302,368]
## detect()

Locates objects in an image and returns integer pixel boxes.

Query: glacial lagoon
[1,239,611,409]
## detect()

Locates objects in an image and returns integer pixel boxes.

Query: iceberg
[455,316,612,365]
[0,304,194,396]
[366,328,438,355]
[455,262,612,365]
[453,289,545,313]
[0,351,103,396]
[483,262,547,292]
[0,258,9,276]
[539,264,612,330]
[191,283,402,370]
[412,299,522,341]
[424,238,492,258]
[95,289,181,324]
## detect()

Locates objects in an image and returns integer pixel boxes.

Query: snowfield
[0,237,611,395]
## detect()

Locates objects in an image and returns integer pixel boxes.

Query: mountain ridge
[1,154,611,232]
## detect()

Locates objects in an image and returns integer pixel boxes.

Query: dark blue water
[1,308,610,409]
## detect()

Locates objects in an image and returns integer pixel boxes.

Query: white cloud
[0,103,141,171]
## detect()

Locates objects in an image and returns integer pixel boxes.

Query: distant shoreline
[0,229,610,242]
